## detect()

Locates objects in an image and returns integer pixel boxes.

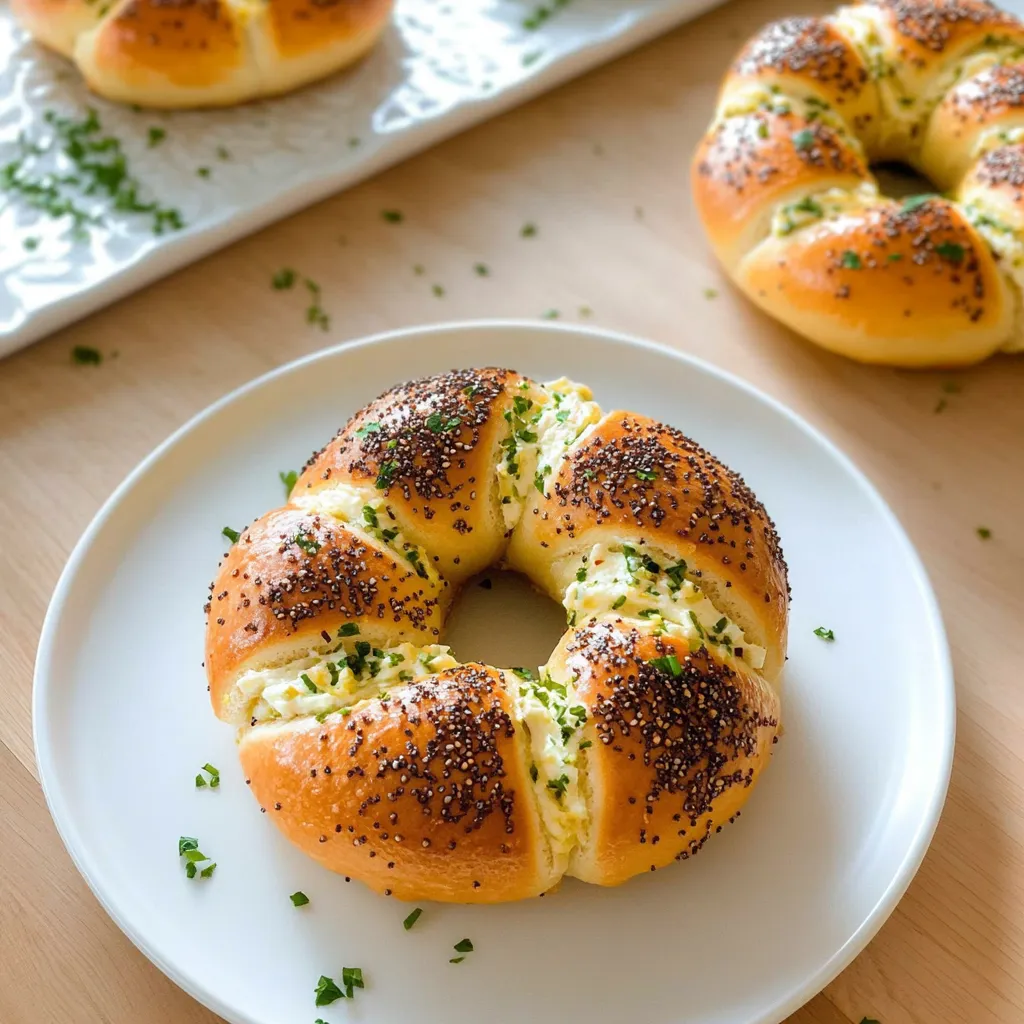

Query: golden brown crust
[729,16,881,141]
[263,0,392,58]
[240,665,559,903]
[82,0,250,89]
[738,197,1015,366]
[561,621,780,886]
[14,0,394,108]
[508,412,789,679]
[205,506,446,710]
[296,368,524,584]
[692,110,869,268]
[10,0,102,56]
[922,65,1024,190]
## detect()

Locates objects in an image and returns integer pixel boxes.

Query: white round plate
[35,321,954,1024]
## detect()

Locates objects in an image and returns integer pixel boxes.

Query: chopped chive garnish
[453,938,474,953]
[222,526,241,544]
[612,595,626,610]
[314,975,344,1006]
[300,673,318,693]
[272,268,295,289]
[403,907,423,930]
[338,622,360,637]
[279,469,298,494]
[578,739,593,749]
[977,527,992,539]
[382,209,404,223]
[520,222,537,238]
[840,250,862,270]
[290,891,310,907]
[72,345,102,365]
[813,626,836,641]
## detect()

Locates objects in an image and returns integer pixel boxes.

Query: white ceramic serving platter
[34,321,954,1024]
[0,0,724,357]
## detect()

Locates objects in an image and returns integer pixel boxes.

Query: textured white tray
[0,0,723,357]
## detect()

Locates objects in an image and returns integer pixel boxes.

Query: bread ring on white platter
[206,368,788,903]
[692,0,1024,367]
[11,0,394,109]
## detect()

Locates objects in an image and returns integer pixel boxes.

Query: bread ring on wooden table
[692,0,1024,367]
[205,368,789,903]
[11,0,394,109]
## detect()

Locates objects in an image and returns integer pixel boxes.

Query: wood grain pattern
[2,0,1022,1021]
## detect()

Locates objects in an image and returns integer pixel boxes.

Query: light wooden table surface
[2,1,1023,1021]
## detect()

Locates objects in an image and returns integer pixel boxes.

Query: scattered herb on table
[71,345,102,365]
[813,626,835,641]
[348,136,361,149]
[450,938,474,963]
[304,278,330,331]
[977,527,992,540]
[381,209,404,223]
[542,309,560,320]
[272,268,296,290]
[413,264,425,276]
[196,166,211,179]
[703,287,718,299]
[432,284,445,298]
[195,763,220,788]
[216,146,231,161]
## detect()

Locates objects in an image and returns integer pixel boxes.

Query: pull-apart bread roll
[206,368,788,903]
[11,0,394,108]
[693,0,1024,366]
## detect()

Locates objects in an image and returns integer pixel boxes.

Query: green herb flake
[216,146,231,161]
[382,210,404,223]
[290,891,310,907]
[300,673,318,693]
[541,309,560,320]
[403,907,423,930]
[314,976,344,1006]
[341,967,364,999]
[977,526,992,539]
[376,459,399,490]
[703,287,718,299]
[453,938,474,953]
[356,421,382,439]
[272,268,296,290]
[840,250,862,270]
[279,469,298,494]
[635,468,658,481]
[221,526,241,544]
[432,283,445,298]
[935,241,965,263]
[791,128,815,151]
[546,774,570,799]
[71,344,103,365]
[194,774,206,788]
[650,653,683,677]
[813,626,836,641]
[201,763,220,788]
[338,622,360,637]
[22,236,40,251]
[196,166,211,179]
[579,739,593,749]
[147,126,166,148]
[901,194,935,212]
[293,531,320,556]
[612,595,627,610]
[450,956,466,964]
[520,222,538,238]
[474,262,490,277]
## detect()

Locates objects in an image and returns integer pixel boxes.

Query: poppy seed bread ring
[205,368,789,903]
[692,0,1024,367]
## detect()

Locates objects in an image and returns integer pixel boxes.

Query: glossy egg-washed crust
[240,665,559,903]
[11,0,394,108]
[557,621,780,886]
[206,367,790,902]
[508,412,789,681]
[692,0,1024,366]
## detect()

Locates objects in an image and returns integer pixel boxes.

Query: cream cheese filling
[562,543,766,670]
[236,641,458,724]
[510,668,587,859]
[496,377,601,530]
[771,182,880,238]
[292,485,444,586]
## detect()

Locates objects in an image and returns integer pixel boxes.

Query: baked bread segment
[554,620,780,887]
[738,196,1015,366]
[296,368,526,585]
[508,411,789,682]
[239,664,561,903]
[12,0,394,108]
[206,505,446,716]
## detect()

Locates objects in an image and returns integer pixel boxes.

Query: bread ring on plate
[692,0,1024,367]
[206,368,788,903]
[11,0,394,109]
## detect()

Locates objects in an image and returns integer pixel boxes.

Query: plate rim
[32,319,956,1024]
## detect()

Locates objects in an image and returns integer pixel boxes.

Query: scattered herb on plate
[403,907,423,930]
[279,469,298,494]
[813,626,835,641]
[195,763,220,788]
[178,836,216,879]
[290,891,310,907]
[222,526,241,544]
[977,527,992,540]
